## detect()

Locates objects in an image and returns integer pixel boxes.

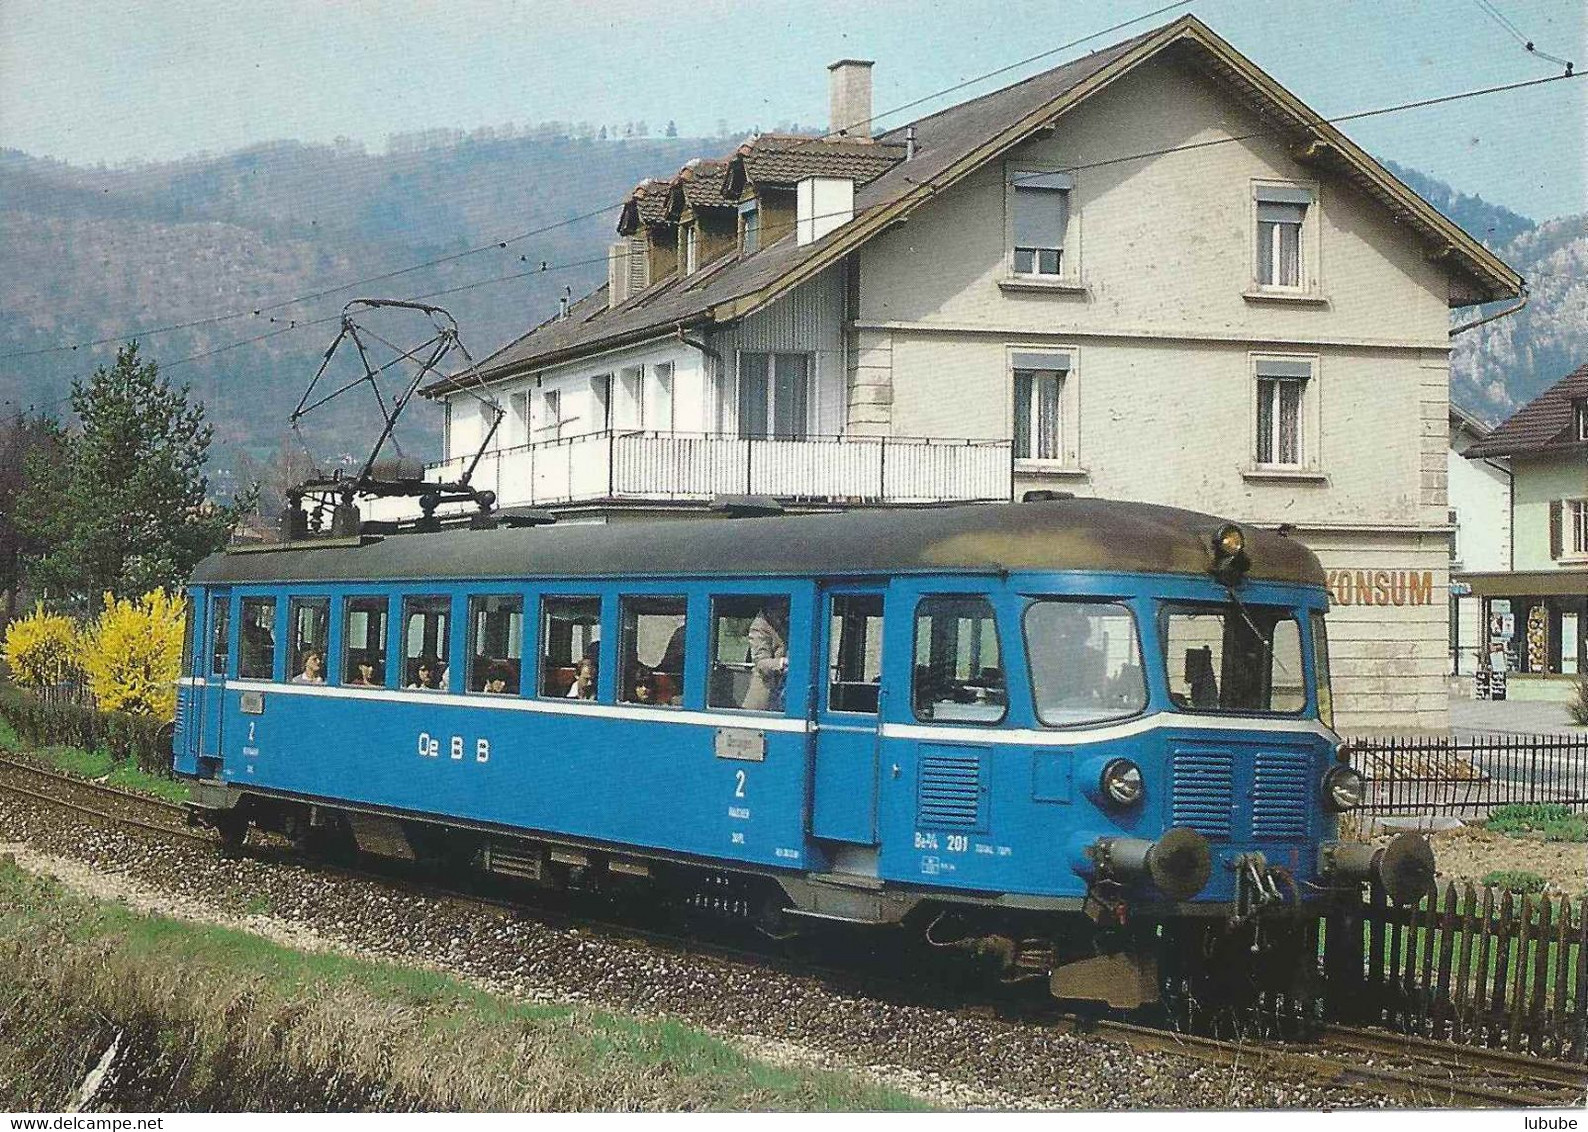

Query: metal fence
[1349,733,1588,818]
[1324,880,1587,1059]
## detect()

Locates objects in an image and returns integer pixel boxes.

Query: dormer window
[739,199,761,254]
[680,222,699,275]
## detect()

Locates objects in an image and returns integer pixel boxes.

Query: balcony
[367,431,1013,519]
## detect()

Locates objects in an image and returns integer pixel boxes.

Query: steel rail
[0,775,212,845]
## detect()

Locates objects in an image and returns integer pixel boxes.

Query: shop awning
[1455,570,1588,598]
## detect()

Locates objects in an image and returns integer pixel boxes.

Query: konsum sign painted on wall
[1325,569,1436,607]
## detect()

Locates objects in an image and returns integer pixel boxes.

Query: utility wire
[7,16,1580,373]
[0,0,1191,365]
[1471,0,1575,72]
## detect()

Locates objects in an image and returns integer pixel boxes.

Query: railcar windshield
[1024,600,1147,727]
[1162,602,1305,714]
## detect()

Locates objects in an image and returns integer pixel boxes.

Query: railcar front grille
[1171,751,1234,839]
[1251,750,1311,841]
[917,750,983,829]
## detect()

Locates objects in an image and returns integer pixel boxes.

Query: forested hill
[0,133,1578,483]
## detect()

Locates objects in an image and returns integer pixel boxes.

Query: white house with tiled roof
[399,14,1522,731]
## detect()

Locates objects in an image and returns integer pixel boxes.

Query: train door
[197,588,231,778]
[810,587,885,846]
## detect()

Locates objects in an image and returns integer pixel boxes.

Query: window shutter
[1013,184,1069,249]
[1256,201,1306,224]
[1550,500,1563,560]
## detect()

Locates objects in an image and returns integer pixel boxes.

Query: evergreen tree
[17,342,248,608]
[0,410,66,619]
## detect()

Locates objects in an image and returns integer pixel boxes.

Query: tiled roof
[1464,362,1588,459]
[431,15,1520,393]
[630,179,671,223]
[672,159,734,213]
[725,134,907,197]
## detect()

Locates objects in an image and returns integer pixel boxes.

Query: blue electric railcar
[176,498,1428,1005]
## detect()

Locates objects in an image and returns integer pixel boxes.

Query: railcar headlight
[1214,524,1245,558]
[1100,758,1144,807]
[1322,765,1366,812]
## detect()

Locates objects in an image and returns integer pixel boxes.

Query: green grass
[1481,870,1547,894]
[0,705,188,804]
[0,857,928,1112]
[1484,803,1588,842]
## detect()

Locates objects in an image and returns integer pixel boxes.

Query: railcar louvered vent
[1251,750,1311,841]
[1171,751,1234,839]
[917,750,983,829]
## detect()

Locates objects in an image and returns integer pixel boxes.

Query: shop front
[1456,570,1588,698]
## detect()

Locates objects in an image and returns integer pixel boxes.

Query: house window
[738,353,812,439]
[739,199,761,254]
[1572,501,1588,556]
[508,391,530,446]
[1575,400,1588,442]
[1255,358,1313,467]
[537,389,563,441]
[1255,186,1311,289]
[646,362,675,433]
[1011,351,1071,463]
[1011,171,1073,277]
[618,365,644,429]
[591,374,613,432]
[681,222,699,275]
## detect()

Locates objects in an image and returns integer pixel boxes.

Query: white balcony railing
[367,431,1013,520]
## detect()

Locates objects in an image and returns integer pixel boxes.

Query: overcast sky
[2,0,1583,219]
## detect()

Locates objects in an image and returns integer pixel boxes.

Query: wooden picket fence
[1323,880,1588,1059]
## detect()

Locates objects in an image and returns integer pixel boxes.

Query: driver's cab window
[828,594,883,714]
[913,596,1006,723]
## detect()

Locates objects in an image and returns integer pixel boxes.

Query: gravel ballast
[0,789,1400,1110]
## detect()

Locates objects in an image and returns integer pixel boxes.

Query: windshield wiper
[1223,584,1296,684]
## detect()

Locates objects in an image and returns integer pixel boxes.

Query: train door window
[912,597,1006,723]
[343,597,389,688]
[619,596,687,706]
[708,595,791,712]
[401,595,451,691]
[1162,604,1304,714]
[180,600,195,677]
[209,596,230,677]
[469,595,523,694]
[1025,600,1146,726]
[288,598,329,685]
[237,598,277,680]
[828,594,884,714]
[541,596,601,700]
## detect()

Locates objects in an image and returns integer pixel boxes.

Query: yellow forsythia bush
[1,603,82,688]
[79,589,186,720]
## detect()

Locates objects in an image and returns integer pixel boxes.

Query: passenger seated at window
[348,657,382,687]
[743,605,789,711]
[407,656,444,690]
[565,657,596,699]
[481,660,514,695]
[292,651,325,684]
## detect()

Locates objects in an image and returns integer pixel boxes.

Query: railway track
[0,755,1582,1108]
[0,753,212,844]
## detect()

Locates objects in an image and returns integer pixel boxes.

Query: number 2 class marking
[734,770,746,798]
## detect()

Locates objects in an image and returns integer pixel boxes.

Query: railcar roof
[191,499,1327,587]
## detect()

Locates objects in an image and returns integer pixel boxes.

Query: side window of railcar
[829,594,884,714]
[708,595,791,712]
[401,596,451,691]
[288,598,329,685]
[540,597,601,700]
[344,597,389,688]
[1311,612,1333,727]
[913,597,1006,723]
[619,596,687,707]
[1162,604,1304,714]
[237,598,276,680]
[208,596,229,677]
[469,595,523,694]
[1025,600,1146,726]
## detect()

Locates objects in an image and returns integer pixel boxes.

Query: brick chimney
[827,59,874,139]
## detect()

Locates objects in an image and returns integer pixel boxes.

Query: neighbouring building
[388,14,1523,731]
[1458,361,1588,698]
[1448,404,1511,676]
